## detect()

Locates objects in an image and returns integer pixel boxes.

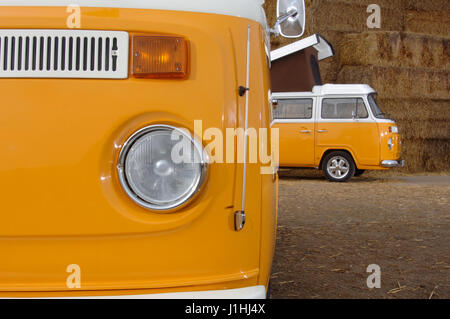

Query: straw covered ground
[270,173,450,299]
[264,0,450,172]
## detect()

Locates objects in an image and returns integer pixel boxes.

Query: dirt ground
[270,170,450,299]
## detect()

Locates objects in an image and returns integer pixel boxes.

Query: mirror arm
[270,9,298,36]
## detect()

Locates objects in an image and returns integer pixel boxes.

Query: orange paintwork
[275,123,316,167]
[0,7,276,296]
[274,110,402,171]
[378,122,402,162]
[315,122,380,168]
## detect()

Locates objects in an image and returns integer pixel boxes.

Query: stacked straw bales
[264,0,449,172]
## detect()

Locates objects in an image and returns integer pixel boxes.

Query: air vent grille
[0,30,129,78]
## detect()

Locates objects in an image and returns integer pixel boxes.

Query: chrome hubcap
[327,156,350,179]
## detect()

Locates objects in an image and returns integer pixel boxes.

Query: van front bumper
[381,160,405,168]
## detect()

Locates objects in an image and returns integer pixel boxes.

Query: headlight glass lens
[118,125,207,210]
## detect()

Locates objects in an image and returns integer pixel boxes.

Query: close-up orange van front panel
[0,7,274,295]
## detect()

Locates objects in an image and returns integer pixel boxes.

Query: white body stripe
[3,286,267,299]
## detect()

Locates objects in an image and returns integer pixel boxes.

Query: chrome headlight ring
[117,124,208,211]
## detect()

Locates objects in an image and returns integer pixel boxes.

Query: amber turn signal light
[131,36,188,79]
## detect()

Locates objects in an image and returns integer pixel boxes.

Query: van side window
[273,99,313,120]
[321,98,368,119]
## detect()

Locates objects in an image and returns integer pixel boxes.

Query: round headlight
[117,125,207,210]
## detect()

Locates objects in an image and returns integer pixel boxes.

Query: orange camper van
[0,0,306,298]
[273,84,404,182]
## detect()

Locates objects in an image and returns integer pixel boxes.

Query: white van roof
[0,0,267,26]
[273,84,377,98]
[312,84,376,95]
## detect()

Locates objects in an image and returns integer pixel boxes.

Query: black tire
[322,151,356,182]
[354,169,366,177]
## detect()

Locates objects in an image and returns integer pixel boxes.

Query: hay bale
[401,138,450,172]
[379,98,450,121]
[337,66,450,99]
[310,1,404,33]
[397,120,449,140]
[340,32,450,70]
[405,0,450,12]
[263,0,277,31]
[323,0,404,10]
[319,58,340,83]
[405,10,450,37]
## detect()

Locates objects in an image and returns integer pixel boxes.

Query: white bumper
[109,286,267,299]
[10,285,267,299]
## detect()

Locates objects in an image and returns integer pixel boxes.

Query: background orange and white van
[273,84,404,182]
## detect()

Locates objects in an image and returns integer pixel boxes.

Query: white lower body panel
[5,285,267,299]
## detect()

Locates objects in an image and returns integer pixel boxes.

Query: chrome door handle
[300,130,312,133]
[317,130,328,133]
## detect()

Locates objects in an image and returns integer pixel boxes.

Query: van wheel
[354,169,365,177]
[322,151,355,182]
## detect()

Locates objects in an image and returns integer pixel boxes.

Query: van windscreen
[368,94,386,119]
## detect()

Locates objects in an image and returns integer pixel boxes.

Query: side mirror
[352,110,358,120]
[271,0,306,38]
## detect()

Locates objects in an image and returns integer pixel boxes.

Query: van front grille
[0,30,129,79]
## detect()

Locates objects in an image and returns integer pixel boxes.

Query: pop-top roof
[271,34,335,62]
